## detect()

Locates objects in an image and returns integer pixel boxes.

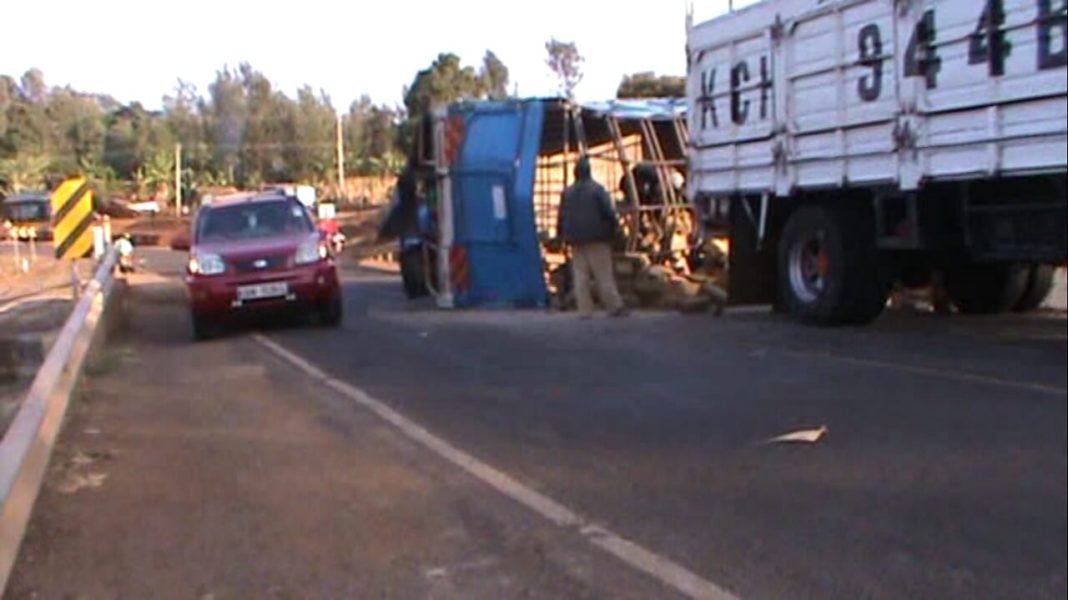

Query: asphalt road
[9,249,1067,599]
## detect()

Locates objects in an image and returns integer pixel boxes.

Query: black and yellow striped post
[51,176,96,261]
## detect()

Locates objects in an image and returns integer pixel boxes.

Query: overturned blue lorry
[377,97,692,310]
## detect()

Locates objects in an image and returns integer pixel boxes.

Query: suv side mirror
[170,232,191,251]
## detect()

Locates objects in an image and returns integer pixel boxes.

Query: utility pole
[175,143,183,217]
[336,114,346,202]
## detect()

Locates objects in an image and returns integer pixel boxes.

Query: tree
[2,71,52,157]
[401,53,485,156]
[288,86,336,183]
[103,102,172,182]
[135,150,173,200]
[79,156,116,183]
[0,154,50,193]
[344,96,402,176]
[480,51,510,100]
[0,75,16,150]
[617,72,687,99]
[46,87,107,174]
[204,67,247,184]
[365,106,398,160]
[238,64,284,184]
[2,70,115,186]
[0,63,406,193]
[404,53,483,120]
[344,95,373,169]
[163,79,211,181]
[20,69,48,105]
[545,39,584,98]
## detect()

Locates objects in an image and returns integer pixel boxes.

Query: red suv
[177,193,342,339]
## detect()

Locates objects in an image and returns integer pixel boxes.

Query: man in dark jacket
[557,156,627,318]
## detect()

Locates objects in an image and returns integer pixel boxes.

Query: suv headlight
[189,252,225,276]
[295,240,327,265]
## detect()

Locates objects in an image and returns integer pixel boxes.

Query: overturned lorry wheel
[776,204,889,325]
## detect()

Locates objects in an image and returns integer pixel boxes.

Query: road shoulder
[6,274,677,599]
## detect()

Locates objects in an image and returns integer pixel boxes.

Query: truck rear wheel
[1013,264,1054,312]
[943,263,1029,314]
[777,205,888,325]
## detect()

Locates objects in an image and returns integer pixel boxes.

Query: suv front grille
[232,254,289,274]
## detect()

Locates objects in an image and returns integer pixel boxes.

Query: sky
[2,0,751,111]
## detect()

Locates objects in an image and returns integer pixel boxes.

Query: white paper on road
[766,425,828,444]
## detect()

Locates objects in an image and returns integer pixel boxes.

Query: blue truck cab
[382,100,551,308]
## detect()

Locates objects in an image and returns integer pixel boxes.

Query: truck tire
[943,263,1029,314]
[777,204,889,325]
[1013,264,1055,312]
[400,246,428,299]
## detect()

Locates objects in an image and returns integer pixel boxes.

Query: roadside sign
[51,176,95,260]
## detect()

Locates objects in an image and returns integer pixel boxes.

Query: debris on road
[550,250,729,316]
[616,249,728,315]
[69,451,94,467]
[53,472,108,495]
[765,425,829,445]
[425,567,448,579]
[51,449,116,494]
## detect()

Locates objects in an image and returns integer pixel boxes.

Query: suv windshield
[197,199,313,242]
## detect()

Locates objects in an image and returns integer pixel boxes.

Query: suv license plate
[237,282,288,301]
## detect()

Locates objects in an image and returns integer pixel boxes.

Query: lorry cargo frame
[687,0,1067,322]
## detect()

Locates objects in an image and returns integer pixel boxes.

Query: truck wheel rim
[788,232,828,304]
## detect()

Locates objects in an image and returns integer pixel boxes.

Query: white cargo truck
[686,0,1067,323]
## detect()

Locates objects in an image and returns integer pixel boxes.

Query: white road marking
[254,334,738,600]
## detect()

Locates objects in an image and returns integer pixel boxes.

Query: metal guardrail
[0,249,120,592]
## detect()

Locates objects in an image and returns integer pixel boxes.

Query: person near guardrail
[116,233,135,273]
[556,156,628,319]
